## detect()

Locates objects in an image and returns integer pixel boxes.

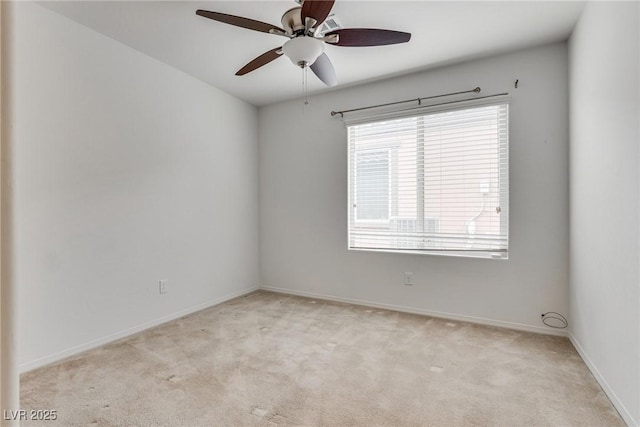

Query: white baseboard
[569,333,637,427]
[260,285,568,337]
[19,286,259,374]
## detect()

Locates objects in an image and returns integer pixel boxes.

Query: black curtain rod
[330,86,482,118]
[389,92,510,116]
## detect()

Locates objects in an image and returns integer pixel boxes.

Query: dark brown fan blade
[310,53,337,87]
[301,0,335,26]
[196,10,285,34]
[236,47,283,76]
[327,28,411,47]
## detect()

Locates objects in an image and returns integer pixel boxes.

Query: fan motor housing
[281,7,304,34]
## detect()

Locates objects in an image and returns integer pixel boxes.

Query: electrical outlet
[159,279,168,295]
[404,272,413,286]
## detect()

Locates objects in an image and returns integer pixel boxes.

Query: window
[347,100,509,258]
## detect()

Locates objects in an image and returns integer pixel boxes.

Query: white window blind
[347,100,509,258]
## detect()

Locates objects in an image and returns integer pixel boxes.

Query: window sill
[348,247,509,260]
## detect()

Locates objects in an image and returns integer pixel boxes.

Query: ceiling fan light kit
[196,0,411,88]
[282,36,325,67]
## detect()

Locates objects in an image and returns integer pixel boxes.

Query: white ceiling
[39,1,585,106]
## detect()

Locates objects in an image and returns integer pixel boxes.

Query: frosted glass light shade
[282,36,325,67]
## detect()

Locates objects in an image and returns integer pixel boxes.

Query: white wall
[7,2,259,371]
[259,43,570,334]
[568,2,640,425]
[1,0,21,421]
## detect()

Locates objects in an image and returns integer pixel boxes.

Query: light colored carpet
[21,290,624,426]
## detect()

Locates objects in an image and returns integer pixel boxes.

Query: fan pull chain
[303,65,309,106]
[301,66,305,110]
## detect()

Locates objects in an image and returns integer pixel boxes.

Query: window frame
[346,97,510,260]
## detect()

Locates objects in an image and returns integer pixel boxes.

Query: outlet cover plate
[159,279,168,294]
[404,272,413,286]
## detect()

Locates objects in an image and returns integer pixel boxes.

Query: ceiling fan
[196,0,411,87]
